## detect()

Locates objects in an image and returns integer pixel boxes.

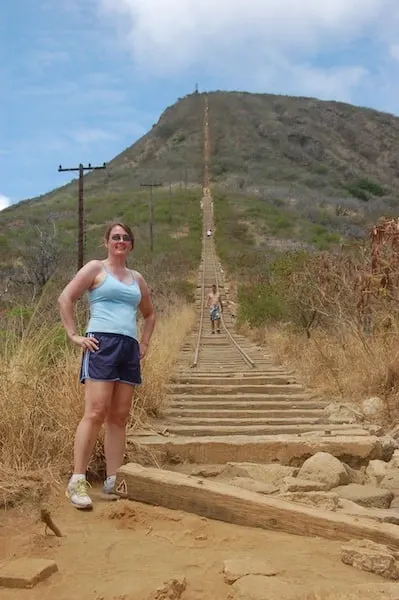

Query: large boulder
[324,402,361,424]
[362,396,386,420]
[332,484,394,509]
[298,452,349,491]
[341,539,399,580]
[278,491,339,511]
[338,499,399,525]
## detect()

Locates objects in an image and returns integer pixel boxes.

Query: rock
[333,484,394,509]
[365,460,388,485]
[226,477,279,495]
[221,463,298,486]
[148,577,187,600]
[324,403,360,424]
[342,464,366,485]
[390,495,399,510]
[380,472,399,491]
[223,558,279,584]
[337,499,399,524]
[362,396,386,419]
[280,477,327,493]
[388,425,399,443]
[0,558,58,589]
[190,465,224,478]
[278,491,339,511]
[387,449,399,469]
[231,575,304,600]
[298,452,349,491]
[377,436,396,461]
[367,424,384,436]
[341,539,399,580]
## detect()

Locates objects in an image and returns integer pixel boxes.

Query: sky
[1,0,399,209]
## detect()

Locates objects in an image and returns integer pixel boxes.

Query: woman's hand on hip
[70,334,99,352]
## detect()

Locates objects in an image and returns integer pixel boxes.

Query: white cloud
[0,194,11,211]
[96,0,398,103]
[255,61,369,101]
[98,0,394,68]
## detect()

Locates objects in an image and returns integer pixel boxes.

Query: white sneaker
[66,478,93,509]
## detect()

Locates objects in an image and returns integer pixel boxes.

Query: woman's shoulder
[84,259,104,273]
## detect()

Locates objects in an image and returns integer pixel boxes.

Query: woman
[58,222,156,509]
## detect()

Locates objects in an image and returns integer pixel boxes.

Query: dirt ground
[0,484,387,600]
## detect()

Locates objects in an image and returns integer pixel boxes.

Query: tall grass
[252,320,399,426]
[0,302,194,507]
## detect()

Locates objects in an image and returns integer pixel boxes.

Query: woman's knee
[84,403,108,425]
[106,407,130,427]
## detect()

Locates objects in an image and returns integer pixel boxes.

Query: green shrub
[346,178,386,200]
[238,283,285,327]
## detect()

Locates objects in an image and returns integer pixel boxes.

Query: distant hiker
[206,228,212,238]
[58,222,156,510]
[206,284,223,334]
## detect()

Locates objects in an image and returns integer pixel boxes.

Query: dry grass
[131,304,195,425]
[262,323,399,422]
[0,302,194,507]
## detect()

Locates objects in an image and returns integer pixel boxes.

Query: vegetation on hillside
[208,91,399,207]
[1,187,202,310]
[214,191,399,422]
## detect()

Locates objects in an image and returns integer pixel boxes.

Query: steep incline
[127,96,375,467]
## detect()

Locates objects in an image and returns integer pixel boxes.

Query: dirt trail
[0,489,385,600]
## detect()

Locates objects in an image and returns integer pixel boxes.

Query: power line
[58,162,106,270]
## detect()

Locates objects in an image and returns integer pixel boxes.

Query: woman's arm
[57,260,102,351]
[136,273,156,359]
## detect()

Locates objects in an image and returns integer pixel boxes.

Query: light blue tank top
[86,267,142,340]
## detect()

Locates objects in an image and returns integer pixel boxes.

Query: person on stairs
[206,283,223,334]
[58,222,156,510]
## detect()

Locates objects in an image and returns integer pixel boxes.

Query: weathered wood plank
[116,463,399,548]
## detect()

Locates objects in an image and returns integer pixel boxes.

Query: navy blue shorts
[80,333,142,386]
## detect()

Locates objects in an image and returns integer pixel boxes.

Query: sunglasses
[111,234,132,242]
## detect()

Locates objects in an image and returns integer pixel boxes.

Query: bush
[238,283,285,327]
[346,178,386,200]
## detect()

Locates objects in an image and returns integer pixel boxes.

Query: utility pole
[58,162,106,270]
[169,182,173,223]
[140,182,162,252]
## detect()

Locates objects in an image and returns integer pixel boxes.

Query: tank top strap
[129,269,138,283]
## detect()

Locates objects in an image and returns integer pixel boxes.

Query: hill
[2,89,399,303]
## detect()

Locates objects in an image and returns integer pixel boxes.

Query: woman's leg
[73,380,115,473]
[104,382,135,478]
[67,380,115,508]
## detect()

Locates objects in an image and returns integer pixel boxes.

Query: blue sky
[1,0,399,209]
